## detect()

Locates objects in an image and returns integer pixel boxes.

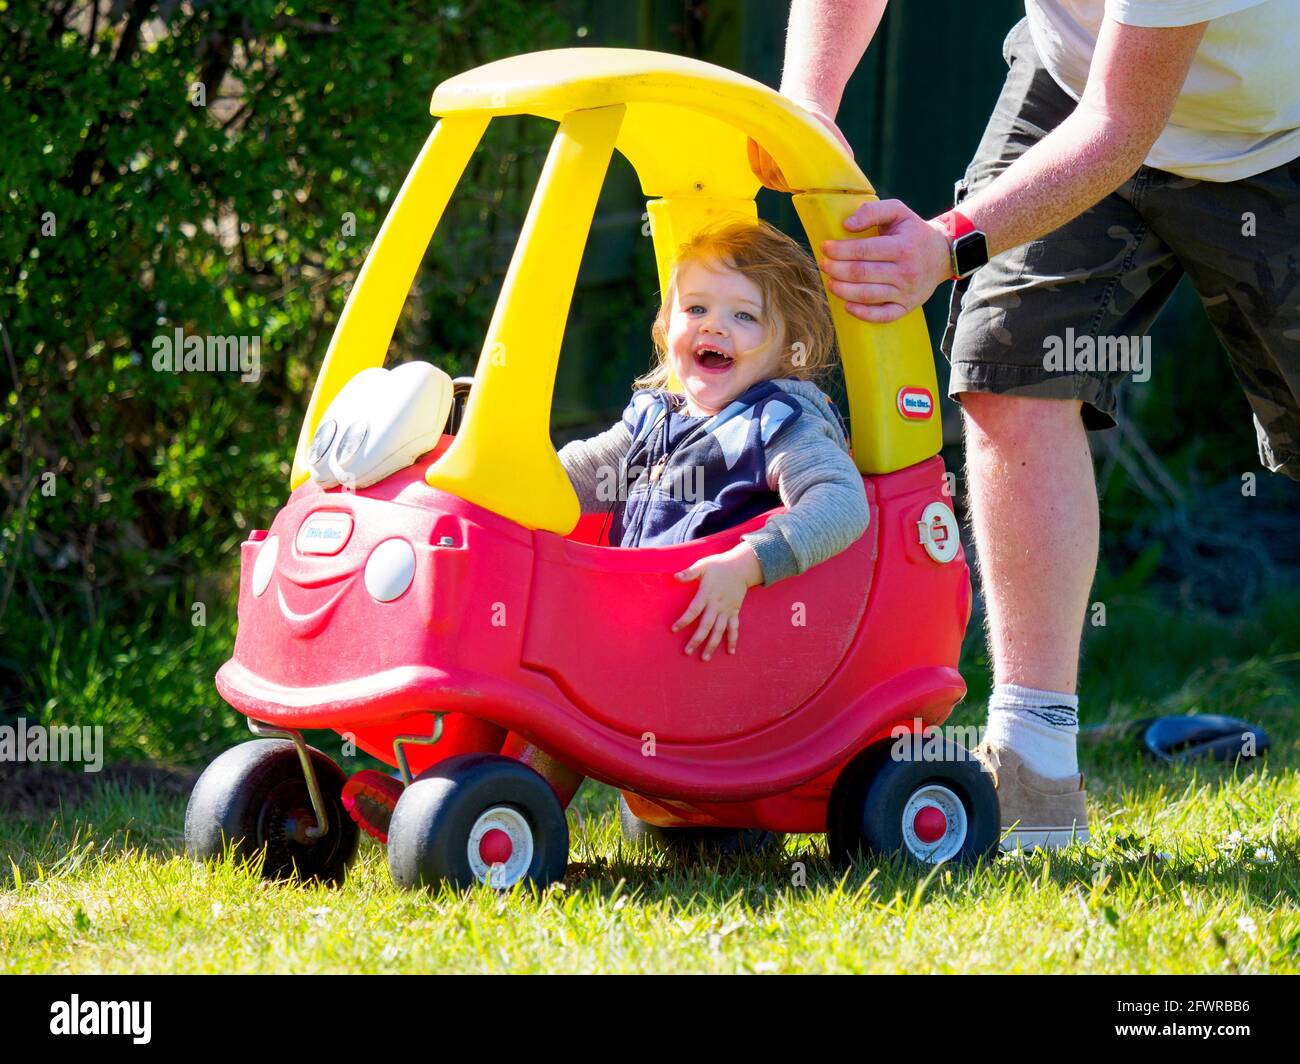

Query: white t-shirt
[1026,0,1300,181]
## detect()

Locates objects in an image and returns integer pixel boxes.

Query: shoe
[342,770,405,843]
[971,742,1089,851]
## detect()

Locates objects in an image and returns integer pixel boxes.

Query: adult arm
[818,16,1209,323]
[779,0,888,119]
[749,0,887,189]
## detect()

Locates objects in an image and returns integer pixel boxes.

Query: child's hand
[671,543,764,661]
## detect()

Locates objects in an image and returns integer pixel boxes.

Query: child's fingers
[683,607,718,655]
[700,615,728,662]
[726,614,739,655]
[671,589,708,633]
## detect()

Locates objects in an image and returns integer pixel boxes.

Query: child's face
[666,258,786,417]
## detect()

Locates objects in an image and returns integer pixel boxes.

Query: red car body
[216,434,971,834]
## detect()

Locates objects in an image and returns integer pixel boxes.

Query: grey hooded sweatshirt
[557,378,870,586]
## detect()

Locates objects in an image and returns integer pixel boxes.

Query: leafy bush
[1,1,570,717]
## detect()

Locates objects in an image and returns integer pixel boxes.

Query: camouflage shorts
[941,18,1300,480]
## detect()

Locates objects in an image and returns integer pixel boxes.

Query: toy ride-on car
[184,48,998,891]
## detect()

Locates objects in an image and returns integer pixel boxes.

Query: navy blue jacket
[611,379,803,548]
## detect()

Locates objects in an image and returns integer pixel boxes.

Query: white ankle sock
[985,683,1079,777]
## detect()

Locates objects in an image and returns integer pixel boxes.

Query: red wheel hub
[913,805,947,844]
[478,827,513,866]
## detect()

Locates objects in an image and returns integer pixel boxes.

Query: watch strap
[934,209,986,279]
[935,209,976,242]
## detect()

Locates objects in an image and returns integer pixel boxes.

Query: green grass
[2,583,1298,973]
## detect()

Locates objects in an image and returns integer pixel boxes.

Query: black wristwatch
[936,210,989,280]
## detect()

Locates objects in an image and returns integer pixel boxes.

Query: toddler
[558,219,870,661]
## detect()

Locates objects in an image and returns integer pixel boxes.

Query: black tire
[618,795,784,857]
[387,753,569,891]
[185,739,359,885]
[827,740,999,866]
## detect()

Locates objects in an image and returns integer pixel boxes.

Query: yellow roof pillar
[291,115,489,488]
[793,192,942,473]
[646,196,757,299]
[425,104,627,532]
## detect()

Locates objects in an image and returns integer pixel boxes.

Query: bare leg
[959,394,1098,694]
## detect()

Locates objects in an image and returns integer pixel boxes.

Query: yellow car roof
[429,47,874,199]
[292,49,941,528]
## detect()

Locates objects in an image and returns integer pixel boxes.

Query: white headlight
[336,420,369,465]
[324,362,452,490]
[306,366,388,488]
[364,539,415,602]
[252,534,279,596]
[308,419,338,464]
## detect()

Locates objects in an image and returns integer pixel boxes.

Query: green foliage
[0,1,570,718]
[25,603,244,764]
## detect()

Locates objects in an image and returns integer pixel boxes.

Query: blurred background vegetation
[2,0,1297,767]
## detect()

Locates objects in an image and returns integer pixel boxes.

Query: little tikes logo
[897,387,933,420]
[296,513,353,556]
[50,996,151,1044]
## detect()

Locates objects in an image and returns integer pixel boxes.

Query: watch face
[953,231,989,278]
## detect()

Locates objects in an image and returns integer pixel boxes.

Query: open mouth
[694,347,734,372]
